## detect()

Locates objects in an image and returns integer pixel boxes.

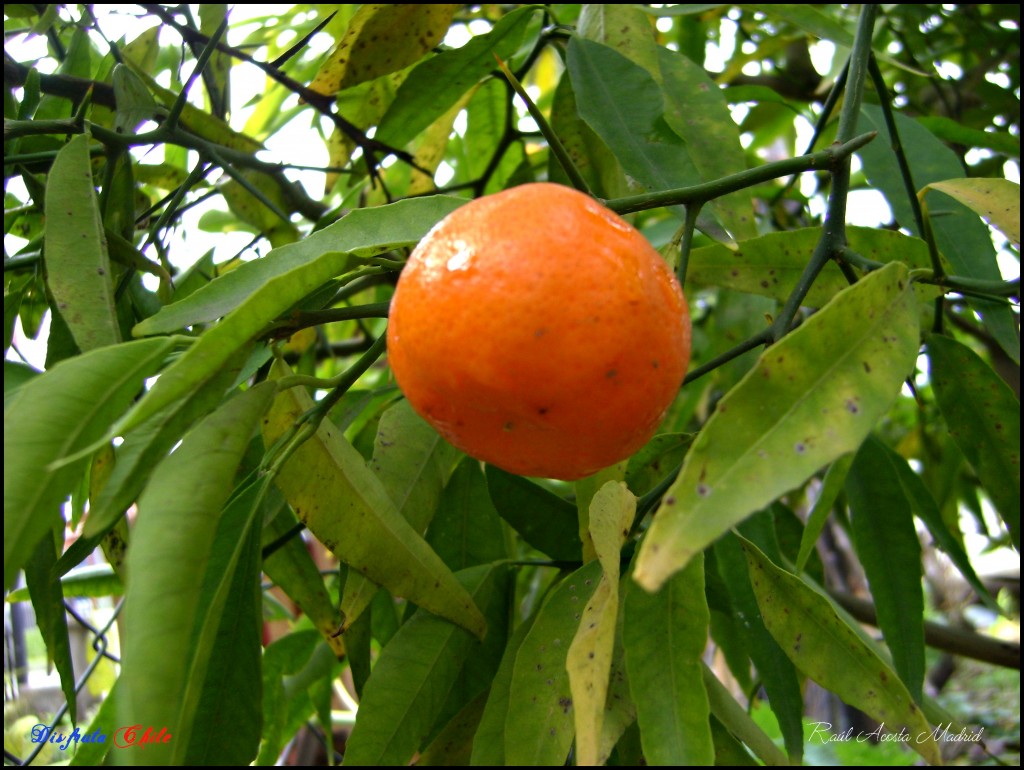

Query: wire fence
[4,596,122,766]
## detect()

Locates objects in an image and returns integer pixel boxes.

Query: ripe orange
[386,182,691,480]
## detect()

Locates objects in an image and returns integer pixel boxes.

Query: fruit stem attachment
[493,53,592,196]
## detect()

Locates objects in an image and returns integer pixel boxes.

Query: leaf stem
[604,132,876,215]
[683,330,772,386]
[494,54,591,195]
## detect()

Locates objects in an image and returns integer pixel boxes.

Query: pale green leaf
[135,195,467,335]
[687,226,934,306]
[309,4,457,94]
[44,134,120,352]
[341,398,460,628]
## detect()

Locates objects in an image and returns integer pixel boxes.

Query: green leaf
[4,337,174,590]
[635,262,920,590]
[262,498,345,656]
[927,333,1020,548]
[135,195,467,335]
[701,664,788,766]
[44,134,120,352]
[183,481,265,765]
[568,38,699,214]
[375,7,535,149]
[624,554,713,765]
[198,4,231,118]
[548,69,630,200]
[123,60,263,154]
[85,353,243,538]
[505,560,604,766]
[921,178,1020,247]
[878,441,998,611]
[117,382,276,764]
[858,104,1018,363]
[625,433,694,497]
[6,563,123,603]
[567,482,636,766]
[578,4,661,76]
[485,465,583,561]
[69,677,121,766]
[715,531,805,762]
[741,538,941,766]
[469,612,539,766]
[754,4,855,47]
[417,691,488,766]
[658,48,757,241]
[426,457,509,572]
[256,631,334,766]
[846,435,925,703]
[263,360,487,638]
[3,360,39,410]
[342,564,509,766]
[112,64,158,134]
[916,116,1021,158]
[309,4,458,94]
[24,533,77,724]
[795,455,853,572]
[341,398,459,626]
[687,226,933,306]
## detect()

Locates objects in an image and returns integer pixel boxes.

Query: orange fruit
[386,182,691,480]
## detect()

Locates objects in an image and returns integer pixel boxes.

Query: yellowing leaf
[921,178,1020,247]
[309,4,458,95]
[567,481,635,766]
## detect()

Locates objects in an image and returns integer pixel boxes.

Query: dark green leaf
[624,554,713,765]
[857,104,1018,363]
[715,532,804,761]
[427,457,509,572]
[846,435,925,703]
[184,482,265,765]
[485,465,583,561]
[342,564,509,766]
[927,333,1020,548]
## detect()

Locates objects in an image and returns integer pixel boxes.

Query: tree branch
[831,591,1021,670]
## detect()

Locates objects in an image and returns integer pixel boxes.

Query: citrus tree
[4,3,1019,766]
